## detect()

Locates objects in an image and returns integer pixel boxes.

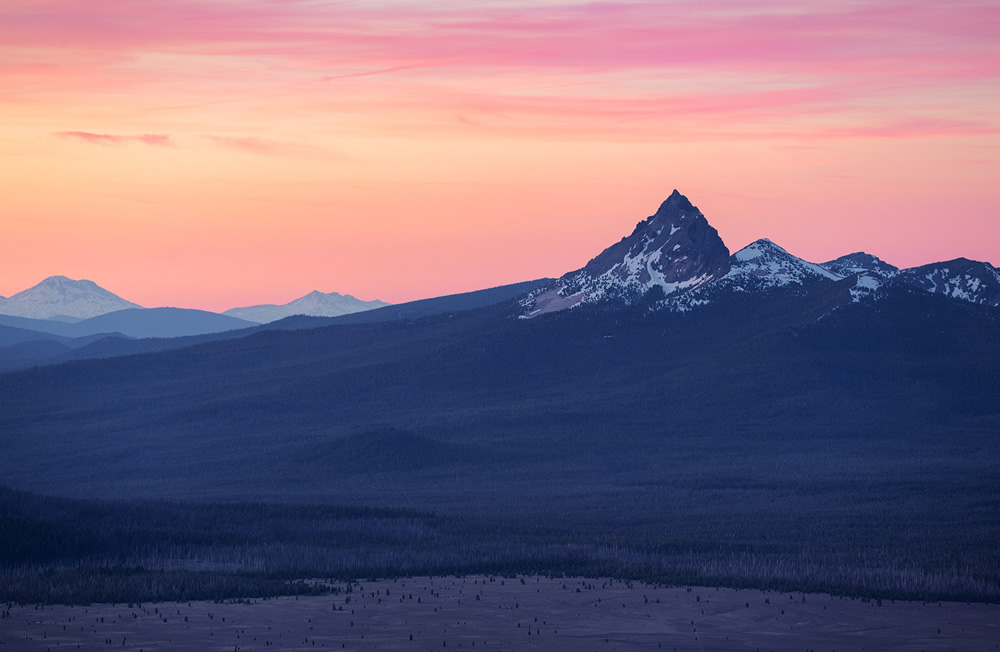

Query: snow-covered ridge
[727,239,843,287]
[657,239,850,312]
[895,259,1000,307]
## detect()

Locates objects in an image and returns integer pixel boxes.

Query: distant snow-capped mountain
[522,191,1000,317]
[521,190,730,317]
[224,290,389,324]
[0,276,142,320]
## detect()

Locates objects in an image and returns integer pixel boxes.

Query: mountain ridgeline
[522,190,1000,317]
[1,191,998,604]
[0,277,394,369]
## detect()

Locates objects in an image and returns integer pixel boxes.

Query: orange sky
[2,0,998,310]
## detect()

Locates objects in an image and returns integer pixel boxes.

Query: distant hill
[0,314,94,338]
[0,323,69,348]
[0,279,551,370]
[63,307,258,339]
[0,307,256,341]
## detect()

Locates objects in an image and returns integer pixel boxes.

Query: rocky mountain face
[521,190,730,317]
[224,291,389,324]
[522,191,1000,317]
[0,276,142,320]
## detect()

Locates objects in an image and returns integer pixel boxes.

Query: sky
[2,0,998,310]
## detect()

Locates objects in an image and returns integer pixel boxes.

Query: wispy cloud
[816,118,999,140]
[13,1,1000,143]
[136,134,173,146]
[56,131,124,145]
[56,131,174,146]
[321,65,427,82]
[4,1,996,76]
[202,135,278,155]
[201,134,336,159]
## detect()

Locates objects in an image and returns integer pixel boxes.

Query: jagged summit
[580,190,730,281]
[521,191,730,317]
[0,275,142,320]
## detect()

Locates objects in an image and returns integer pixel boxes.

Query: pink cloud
[56,131,125,145]
[3,1,996,77]
[202,135,278,155]
[815,119,999,140]
[10,2,999,144]
[201,134,337,159]
[135,134,173,146]
[320,65,427,82]
[56,131,173,146]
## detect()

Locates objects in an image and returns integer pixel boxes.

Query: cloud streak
[56,131,173,146]
[202,135,278,155]
[201,134,337,159]
[5,0,993,148]
[3,1,996,75]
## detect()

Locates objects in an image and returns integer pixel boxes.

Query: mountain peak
[522,191,730,317]
[733,238,786,261]
[658,188,693,210]
[822,252,898,276]
[39,275,90,286]
[727,239,843,284]
[0,276,142,320]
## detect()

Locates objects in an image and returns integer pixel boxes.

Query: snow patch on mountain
[850,274,885,303]
[0,276,143,320]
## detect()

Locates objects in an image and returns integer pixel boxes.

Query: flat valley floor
[2,576,997,651]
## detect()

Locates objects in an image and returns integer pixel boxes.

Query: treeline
[2,486,998,605]
[0,567,325,605]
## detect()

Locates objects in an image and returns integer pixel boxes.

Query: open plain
[2,575,997,651]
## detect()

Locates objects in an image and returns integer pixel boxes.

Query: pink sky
[1,0,998,310]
